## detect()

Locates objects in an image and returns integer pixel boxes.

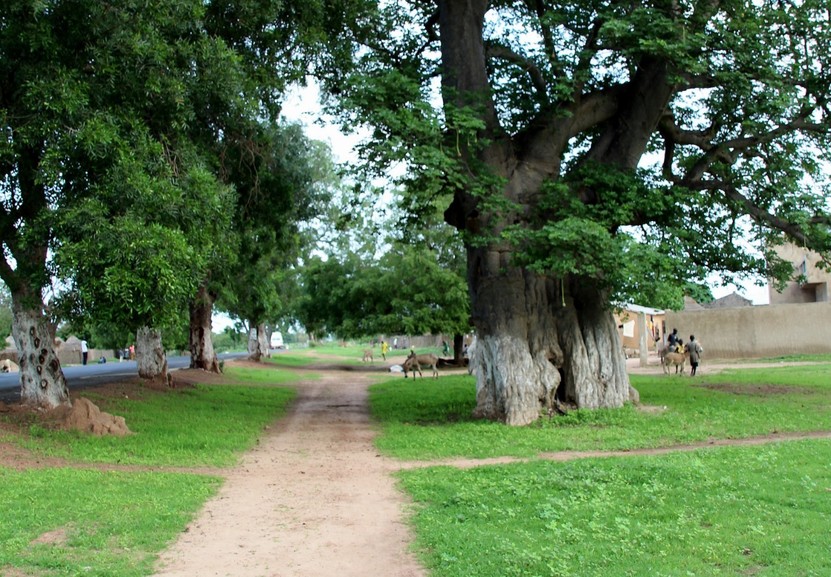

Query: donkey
[362,349,374,363]
[402,352,439,379]
[661,349,688,375]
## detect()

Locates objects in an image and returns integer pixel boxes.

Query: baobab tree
[327,0,831,424]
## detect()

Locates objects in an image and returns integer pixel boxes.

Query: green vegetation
[2,356,829,576]
[266,343,420,367]
[370,364,831,460]
[400,440,831,577]
[0,364,298,576]
[4,382,296,468]
[0,468,220,577]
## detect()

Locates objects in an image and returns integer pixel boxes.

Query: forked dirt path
[152,369,426,577]
[148,359,831,577]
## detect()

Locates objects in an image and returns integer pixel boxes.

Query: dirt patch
[694,383,813,396]
[31,527,70,546]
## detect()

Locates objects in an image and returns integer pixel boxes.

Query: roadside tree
[216,126,333,362]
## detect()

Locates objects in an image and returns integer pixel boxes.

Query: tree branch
[485,42,549,105]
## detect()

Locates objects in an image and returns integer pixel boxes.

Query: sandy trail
[153,371,425,577]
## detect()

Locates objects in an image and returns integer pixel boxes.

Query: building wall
[615,310,665,352]
[769,243,831,305]
[666,302,831,358]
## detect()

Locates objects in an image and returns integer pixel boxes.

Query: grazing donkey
[402,352,439,379]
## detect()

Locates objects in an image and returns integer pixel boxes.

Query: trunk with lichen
[467,247,634,426]
[247,322,269,361]
[136,327,168,383]
[12,291,70,409]
[189,282,220,372]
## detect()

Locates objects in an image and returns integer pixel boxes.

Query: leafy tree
[1,0,351,397]
[215,124,333,361]
[298,241,469,348]
[184,0,373,370]
[0,283,12,344]
[326,0,831,424]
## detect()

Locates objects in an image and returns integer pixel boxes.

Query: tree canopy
[0,0,361,403]
[321,0,831,424]
[327,0,831,300]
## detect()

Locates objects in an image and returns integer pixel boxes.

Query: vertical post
[638,312,649,367]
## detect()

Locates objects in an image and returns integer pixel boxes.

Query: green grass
[0,467,220,577]
[266,344,419,368]
[399,439,831,577]
[6,383,297,467]
[222,363,311,384]
[0,365,298,576]
[370,364,831,460]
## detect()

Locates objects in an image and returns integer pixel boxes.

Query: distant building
[615,303,665,354]
[684,292,753,311]
[768,243,830,304]
[705,292,753,309]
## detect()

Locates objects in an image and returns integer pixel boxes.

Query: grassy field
[0,365,299,577]
[400,440,831,576]
[367,360,831,577]
[370,364,831,459]
[1,351,829,576]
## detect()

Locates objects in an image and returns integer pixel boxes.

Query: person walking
[81,339,89,366]
[380,340,389,360]
[688,335,703,376]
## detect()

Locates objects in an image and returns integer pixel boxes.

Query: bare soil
[1,357,829,577]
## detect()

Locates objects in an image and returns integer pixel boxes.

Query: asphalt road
[0,352,247,404]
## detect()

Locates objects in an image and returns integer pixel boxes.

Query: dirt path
[152,370,425,577]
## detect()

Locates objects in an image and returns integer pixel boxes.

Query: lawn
[1,355,828,577]
[369,363,831,460]
[368,360,831,577]
[400,439,831,577]
[0,365,299,576]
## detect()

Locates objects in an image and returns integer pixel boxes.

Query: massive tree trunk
[468,249,634,426]
[247,322,269,361]
[189,282,220,373]
[136,327,168,383]
[11,293,70,408]
[434,0,666,424]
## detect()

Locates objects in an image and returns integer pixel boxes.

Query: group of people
[666,328,704,376]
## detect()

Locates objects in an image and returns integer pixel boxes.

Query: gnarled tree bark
[189,282,220,373]
[136,327,168,384]
[12,292,70,409]
[247,322,269,362]
[436,0,652,424]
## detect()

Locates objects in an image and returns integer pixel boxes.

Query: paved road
[0,352,247,404]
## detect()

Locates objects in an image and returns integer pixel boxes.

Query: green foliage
[369,363,831,460]
[297,242,470,340]
[0,282,13,342]
[400,440,831,576]
[216,123,333,329]
[326,0,831,306]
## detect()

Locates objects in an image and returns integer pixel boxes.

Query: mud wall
[665,302,831,359]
